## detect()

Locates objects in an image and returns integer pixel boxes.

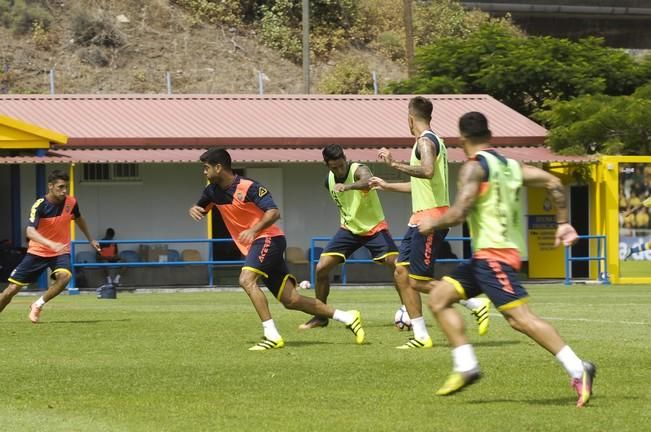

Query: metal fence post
[309,237,315,288]
[564,244,571,285]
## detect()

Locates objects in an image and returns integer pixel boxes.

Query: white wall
[72,163,208,256]
[10,161,529,261]
[0,166,11,242]
[19,164,37,246]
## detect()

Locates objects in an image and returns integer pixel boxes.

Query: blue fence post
[68,240,80,295]
[600,237,602,282]
[208,239,214,287]
[564,244,571,286]
[309,238,315,288]
[603,236,610,284]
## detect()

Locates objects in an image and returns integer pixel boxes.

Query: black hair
[322,144,346,162]
[47,170,69,183]
[408,96,433,121]
[105,228,115,239]
[200,148,232,170]
[459,112,492,141]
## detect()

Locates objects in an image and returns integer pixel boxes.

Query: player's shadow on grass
[286,340,335,347]
[42,318,132,325]
[472,340,522,347]
[468,397,575,406]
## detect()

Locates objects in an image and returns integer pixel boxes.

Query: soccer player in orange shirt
[189,148,365,350]
[0,170,100,322]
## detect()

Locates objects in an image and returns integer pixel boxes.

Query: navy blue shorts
[397,226,449,280]
[243,236,296,300]
[443,258,529,311]
[8,253,71,286]
[322,228,398,262]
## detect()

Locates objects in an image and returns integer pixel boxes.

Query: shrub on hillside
[72,10,125,48]
[172,0,242,27]
[318,57,374,94]
[0,0,50,35]
[31,20,58,51]
[376,31,404,61]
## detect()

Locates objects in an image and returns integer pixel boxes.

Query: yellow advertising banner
[527,188,565,278]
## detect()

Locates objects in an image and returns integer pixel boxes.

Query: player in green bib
[370,96,490,349]
[299,144,400,330]
[418,112,595,407]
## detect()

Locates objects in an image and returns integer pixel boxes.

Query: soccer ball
[298,280,312,290]
[394,305,412,331]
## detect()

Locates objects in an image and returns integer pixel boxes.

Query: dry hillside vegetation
[0,0,406,94]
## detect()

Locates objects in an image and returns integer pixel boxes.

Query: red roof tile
[0,94,547,148]
[0,147,591,164]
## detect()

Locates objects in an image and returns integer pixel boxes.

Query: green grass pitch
[1,284,650,431]
[619,260,651,277]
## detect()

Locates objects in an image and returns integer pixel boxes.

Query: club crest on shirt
[258,187,268,197]
[65,205,71,212]
[236,192,244,201]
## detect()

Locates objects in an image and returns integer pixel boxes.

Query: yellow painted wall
[527,187,565,278]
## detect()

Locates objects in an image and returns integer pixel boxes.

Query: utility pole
[403,0,415,78]
[302,0,310,94]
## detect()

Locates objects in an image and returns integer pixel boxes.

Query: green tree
[535,83,651,156]
[389,24,651,117]
[260,0,357,63]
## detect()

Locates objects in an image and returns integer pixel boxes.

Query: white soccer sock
[410,316,430,341]
[460,297,484,310]
[35,296,46,308]
[114,275,121,284]
[332,309,353,325]
[106,276,112,284]
[555,345,584,379]
[452,344,479,373]
[262,319,282,341]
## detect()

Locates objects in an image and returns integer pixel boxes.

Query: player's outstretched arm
[368,176,411,193]
[521,164,577,247]
[378,138,436,179]
[419,161,483,235]
[623,196,651,218]
[75,216,100,251]
[336,165,374,192]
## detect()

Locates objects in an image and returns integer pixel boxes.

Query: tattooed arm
[521,164,577,246]
[378,136,436,179]
[334,164,373,192]
[521,164,568,223]
[418,161,484,235]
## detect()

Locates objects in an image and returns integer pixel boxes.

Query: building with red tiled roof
[0,94,591,286]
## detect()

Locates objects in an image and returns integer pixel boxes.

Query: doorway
[570,185,590,278]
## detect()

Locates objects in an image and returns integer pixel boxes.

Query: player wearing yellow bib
[624,196,651,259]
[370,96,490,349]
[419,112,596,407]
[300,144,400,330]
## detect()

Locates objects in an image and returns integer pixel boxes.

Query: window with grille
[82,164,140,182]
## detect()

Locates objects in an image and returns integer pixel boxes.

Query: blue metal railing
[564,235,609,285]
[308,235,472,287]
[69,238,245,293]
